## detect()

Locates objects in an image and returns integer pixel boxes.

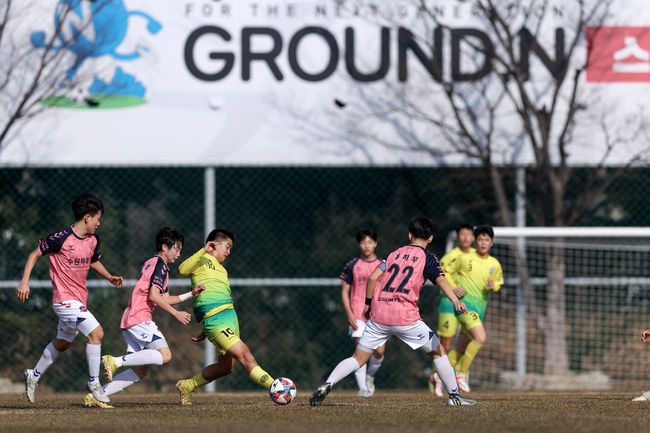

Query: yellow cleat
[175,379,195,406]
[102,355,118,382]
[84,393,114,409]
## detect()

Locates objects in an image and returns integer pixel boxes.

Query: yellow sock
[456,340,483,375]
[249,365,274,389]
[447,349,459,368]
[191,372,209,389]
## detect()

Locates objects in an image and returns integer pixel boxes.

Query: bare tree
[0,0,104,150]
[330,0,649,375]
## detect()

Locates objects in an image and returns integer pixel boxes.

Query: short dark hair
[72,193,104,221]
[456,223,474,234]
[206,229,236,243]
[408,216,436,241]
[156,227,184,252]
[473,225,494,239]
[356,229,377,243]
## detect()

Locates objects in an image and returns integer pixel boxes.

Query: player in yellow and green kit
[174,229,274,405]
[429,223,475,396]
[436,225,502,394]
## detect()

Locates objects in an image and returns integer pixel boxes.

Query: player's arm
[442,252,466,298]
[341,282,357,329]
[149,286,192,325]
[487,261,504,293]
[435,275,467,314]
[165,284,205,305]
[362,264,385,320]
[178,247,207,276]
[16,248,42,303]
[90,261,123,288]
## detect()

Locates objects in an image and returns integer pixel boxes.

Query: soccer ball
[269,377,296,405]
[70,86,90,105]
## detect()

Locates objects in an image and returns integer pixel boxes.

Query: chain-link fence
[1,166,650,394]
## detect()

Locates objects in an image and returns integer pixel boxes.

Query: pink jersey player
[39,226,102,306]
[370,245,444,326]
[120,256,170,329]
[340,256,382,320]
[309,217,475,408]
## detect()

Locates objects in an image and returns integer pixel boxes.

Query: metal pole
[204,167,216,392]
[515,167,526,376]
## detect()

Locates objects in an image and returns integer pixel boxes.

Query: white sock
[433,355,458,394]
[367,355,384,377]
[33,342,60,382]
[86,343,101,382]
[325,357,361,386]
[102,369,141,396]
[354,363,368,391]
[118,350,163,367]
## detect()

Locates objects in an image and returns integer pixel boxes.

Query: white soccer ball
[269,377,296,405]
[70,86,90,105]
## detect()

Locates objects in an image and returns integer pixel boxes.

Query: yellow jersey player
[437,225,503,393]
[430,223,475,396]
[174,229,275,405]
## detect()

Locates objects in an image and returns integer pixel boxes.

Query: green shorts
[202,307,241,356]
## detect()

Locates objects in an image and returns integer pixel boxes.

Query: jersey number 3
[382,264,413,294]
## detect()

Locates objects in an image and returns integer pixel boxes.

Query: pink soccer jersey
[370,245,444,326]
[38,226,101,306]
[339,257,382,320]
[120,256,169,329]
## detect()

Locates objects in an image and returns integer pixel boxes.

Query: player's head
[206,229,236,263]
[456,223,475,250]
[72,193,104,233]
[473,225,494,255]
[356,229,377,258]
[408,216,436,243]
[156,227,184,264]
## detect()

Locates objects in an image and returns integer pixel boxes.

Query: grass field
[1,390,649,433]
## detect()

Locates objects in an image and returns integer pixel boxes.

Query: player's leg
[103,324,167,382]
[309,320,386,406]
[85,324,110,403]
[24,303,80,403]
[365,343,385,396]
[430,312,458,396]
[176,353,236,406]
[350,320,369,395]
[226,340,275,388]
[391,319,475,405]
[454,312,486,392]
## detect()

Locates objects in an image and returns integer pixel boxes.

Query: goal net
[458,227,650,390]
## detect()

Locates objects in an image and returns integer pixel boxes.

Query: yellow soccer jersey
[178,247,233,321]
[439,246,476,287]
[446,250,503,318]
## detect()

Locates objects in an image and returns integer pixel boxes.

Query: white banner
[1,0,649,166]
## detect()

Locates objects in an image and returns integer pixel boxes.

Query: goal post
[445,226,650,389]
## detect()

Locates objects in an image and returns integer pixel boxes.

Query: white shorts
[122,321,168,353]
[358,320,439,352]
[52,300,101,342]
[348,319,367,339]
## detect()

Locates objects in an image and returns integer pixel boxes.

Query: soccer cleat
[456,373,471,393]
[309,382,333,407]
[87,380,110,403]
[357,389,371,397]
[429,372,443,397]
[447,393,477,406]
[365,376,375,396]
[23,369,38,404]
[176,379,196,406]
[632,391,650,401]
[84,393,114,409]
[102,355,118,382]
